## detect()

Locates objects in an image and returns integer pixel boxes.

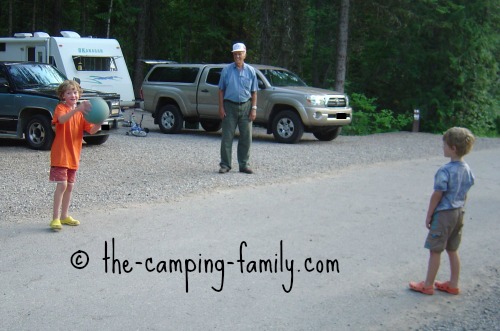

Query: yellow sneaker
[60,216,80,226]
[50,219,62,230]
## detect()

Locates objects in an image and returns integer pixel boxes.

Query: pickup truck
[140,64,352,143]
[0,61,123,150]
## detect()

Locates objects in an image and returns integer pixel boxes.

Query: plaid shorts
[49,167,77,183]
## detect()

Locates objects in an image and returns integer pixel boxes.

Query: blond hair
[56,80,83,100]
[443,127,475,157]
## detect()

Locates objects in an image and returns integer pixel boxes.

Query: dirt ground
[1,136,499,330]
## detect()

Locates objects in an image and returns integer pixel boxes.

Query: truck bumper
[303,106,353,127]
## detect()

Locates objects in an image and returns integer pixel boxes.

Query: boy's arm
[88,123,102,134]
[58,101,91,124]
[426,190,443,229]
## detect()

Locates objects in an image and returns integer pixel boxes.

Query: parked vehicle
[140,63,352,143]
[0,61,123,150]
[0,31,135,108]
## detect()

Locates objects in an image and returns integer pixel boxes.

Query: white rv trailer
[0,31,135,107]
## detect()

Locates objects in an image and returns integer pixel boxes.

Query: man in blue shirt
[218,43,258,174]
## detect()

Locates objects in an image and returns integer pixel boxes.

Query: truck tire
[83,135,109,145]
[158,104,183,134]
[313,127,342,141]
[200,120,222,132]
[24,114,55,150]
[272,110,304,144]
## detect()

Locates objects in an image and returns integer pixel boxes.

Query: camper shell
[0,31,135,108]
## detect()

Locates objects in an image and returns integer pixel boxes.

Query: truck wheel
[272,110,304,144]
[83,135,109,145]
[158,104,183,134]
[25,114,54,150]
[200,120,222,132]
[313,127,342,141]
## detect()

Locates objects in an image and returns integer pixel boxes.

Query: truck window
[147,67,199,83]
[206,68,222,86]
[72,56,118,71]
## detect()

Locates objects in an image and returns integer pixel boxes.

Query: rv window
[0,43,6,52]
[72,56,118,71]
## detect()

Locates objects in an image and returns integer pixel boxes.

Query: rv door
[34,46,47,63]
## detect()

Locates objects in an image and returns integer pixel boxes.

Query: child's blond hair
[443,127,475,157]
[56,80,83,100]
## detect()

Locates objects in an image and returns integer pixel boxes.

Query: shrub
[343,93,413,135]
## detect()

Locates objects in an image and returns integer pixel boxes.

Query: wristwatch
[251,106,257,110]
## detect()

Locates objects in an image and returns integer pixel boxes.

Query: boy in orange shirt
[49,80,102,230]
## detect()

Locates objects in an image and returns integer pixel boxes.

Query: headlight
[306,95,327,107]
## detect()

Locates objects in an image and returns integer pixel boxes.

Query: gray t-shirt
[434,161,475,211]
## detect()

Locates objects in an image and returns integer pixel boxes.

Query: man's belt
[224,99,250,105]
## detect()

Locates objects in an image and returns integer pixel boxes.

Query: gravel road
[1,110,500,226]
[1,110,500,330]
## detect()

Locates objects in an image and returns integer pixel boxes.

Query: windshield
[7,63,66,89]
[260,69,307,87]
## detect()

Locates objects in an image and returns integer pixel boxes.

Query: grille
[327,97,347,107]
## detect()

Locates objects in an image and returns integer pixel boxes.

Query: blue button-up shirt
[218,63,258,103]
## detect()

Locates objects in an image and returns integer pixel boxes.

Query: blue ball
[84,98,110,124]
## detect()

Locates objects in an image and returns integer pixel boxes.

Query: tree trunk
[133,0,149,101]
[107,0,114,38]
[52,0,62,34]
[259,0,272,64]
[8,0,13,36]
[31,0,37,32]
[81,0,87,35]
[334,0,349,93]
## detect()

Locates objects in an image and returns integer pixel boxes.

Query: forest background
[1,0,498,136]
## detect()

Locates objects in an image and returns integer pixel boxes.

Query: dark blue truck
[0,61,123,150]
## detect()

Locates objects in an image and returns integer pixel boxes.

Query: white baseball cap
[232,43,246,52]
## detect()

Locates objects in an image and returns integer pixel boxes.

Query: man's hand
[249,108,256,121]
[218,106,226,119]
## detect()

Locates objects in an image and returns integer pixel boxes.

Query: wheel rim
[28,122,45,145]
[161,111,175,129]
[277,117,294,138]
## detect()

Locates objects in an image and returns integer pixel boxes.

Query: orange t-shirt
[50,103,92,170]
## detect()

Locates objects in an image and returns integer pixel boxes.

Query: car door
[0,69,18,133]
[196,66,223,119]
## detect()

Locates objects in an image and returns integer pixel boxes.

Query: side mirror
[0,78,10,92]
[73,77,81,84]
